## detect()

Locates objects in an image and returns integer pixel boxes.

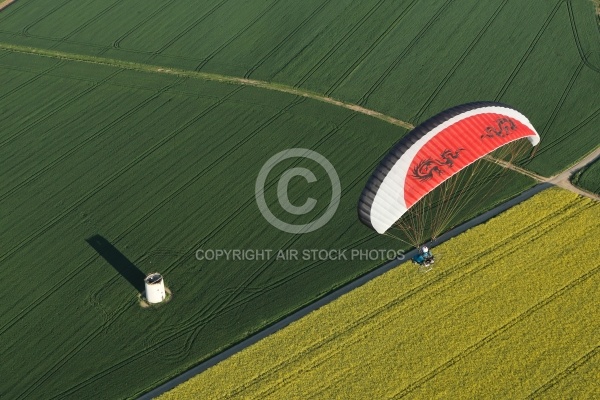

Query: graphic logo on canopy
[481,117,517,140]
[411,148,464,181]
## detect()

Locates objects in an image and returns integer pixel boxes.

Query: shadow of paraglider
[86,234,146,294]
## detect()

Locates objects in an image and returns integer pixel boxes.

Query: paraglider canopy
[358,102,540,244]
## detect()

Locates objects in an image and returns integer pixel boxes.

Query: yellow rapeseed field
[160,188,599,399]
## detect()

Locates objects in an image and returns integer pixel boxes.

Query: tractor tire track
[527,345,600,398]
[163,189,582,395]
[324,0,419,97]
[49,0,123,49]
[0,72,177,201]
[0,69,124,192]
[9,87,262,398]
[518,54,587,166]
[293,0,387,88]
[0,77,199,264]
[0,0,16,13]
[130,183,560,399]
[392,263,600,399]
[494,0,563,101]
[57,108,361,395]
[246,154,391,295]
[194,0,283,72]
[0,59,64,104]
[112,0,178,51]
[524,106,600,159]
[144,107,345,345]
[15,297,133,400]
[0,43,416,130]
[36,96,308,398]
[216,200,592,398]
[412,0,510,123]
[51,322,207,400]
[0,28,206,64]
[243,0,333,79]
[195,186,583,390]
[0,85,243,338]
[567,0,600,73]
[21,0,73,37]
[148,0,231,60]
[539,59,584,137]
[0,0,33,20]
[357,0,455,107]
[172,141,378,362]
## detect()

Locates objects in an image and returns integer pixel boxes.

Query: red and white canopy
[358,102,540,234]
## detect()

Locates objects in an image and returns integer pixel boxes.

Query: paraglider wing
[358,102,540,234]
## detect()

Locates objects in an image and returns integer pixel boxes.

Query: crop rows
[158,188,600,399]
[1,1,598,175]
[0,1,598,398]
[0,48,539,398]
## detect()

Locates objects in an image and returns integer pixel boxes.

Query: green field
[158,189,600,399]
[0,0,599,174]
[0,1,598,399]
[0,52,534,399]
[572,156,600,194]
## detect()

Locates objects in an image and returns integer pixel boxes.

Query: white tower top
[145,273,166,304]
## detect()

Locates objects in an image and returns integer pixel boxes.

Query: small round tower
[144,273,166,304]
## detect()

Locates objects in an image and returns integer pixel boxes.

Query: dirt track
[1,43,596,199]
[0,0,16,11]
[487,146,600,201]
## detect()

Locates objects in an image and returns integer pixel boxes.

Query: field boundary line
[136,183,553,399]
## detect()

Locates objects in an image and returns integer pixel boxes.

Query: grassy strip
[0,42,414,130]
[159,188,600,399]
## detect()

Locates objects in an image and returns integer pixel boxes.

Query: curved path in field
[2,42,598,201]
[2,43,597,200]
[0,43,414,130]
[1,43,597,399]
